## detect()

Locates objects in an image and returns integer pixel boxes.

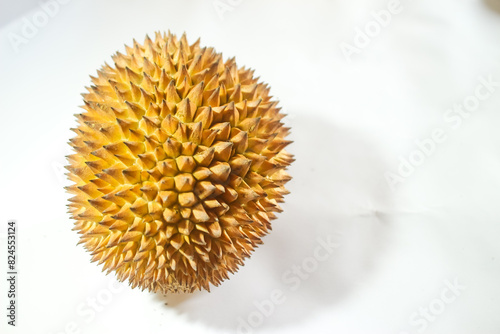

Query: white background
[1,0,500,333]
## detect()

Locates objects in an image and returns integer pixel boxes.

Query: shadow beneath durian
[154,114,396,332]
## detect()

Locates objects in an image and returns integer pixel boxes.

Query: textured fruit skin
[66,32,293,293]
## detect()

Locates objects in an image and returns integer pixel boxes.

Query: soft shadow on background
[484,0,500,14]
[154,114,396,331]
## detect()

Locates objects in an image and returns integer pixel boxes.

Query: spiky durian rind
[66,32,293,293]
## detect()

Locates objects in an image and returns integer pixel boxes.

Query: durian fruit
[66,32,293,293]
